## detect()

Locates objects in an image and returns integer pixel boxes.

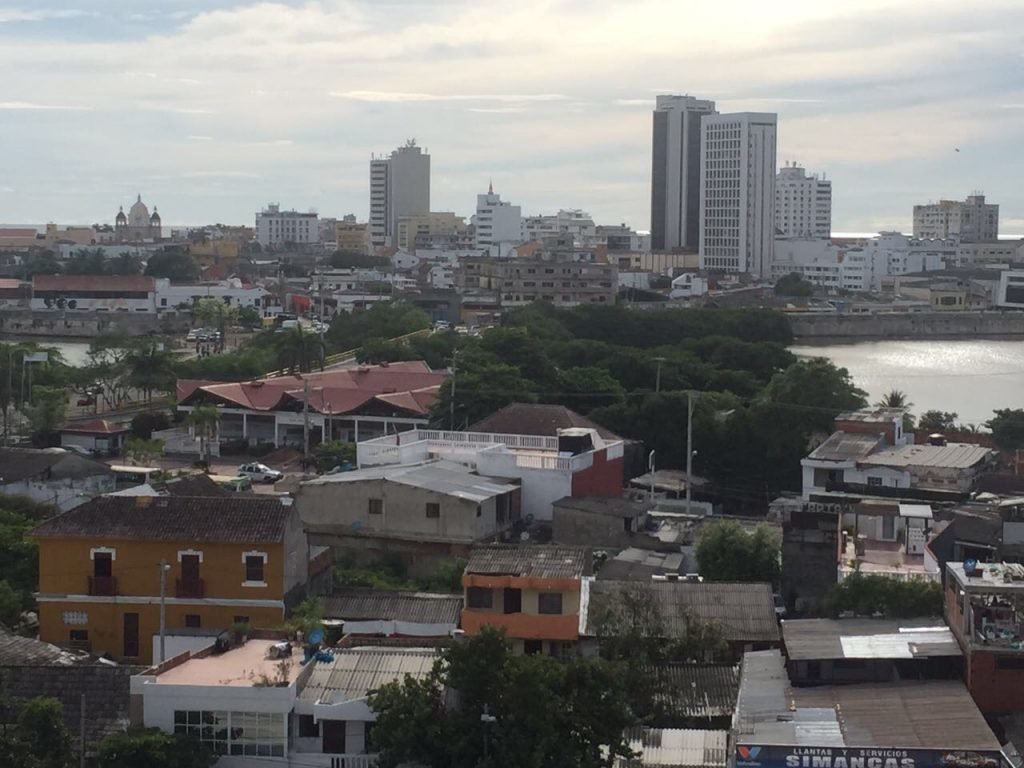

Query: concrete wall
[0,309,173,338]
[297,478,508,544]
[789,310,1024,340]
[551,507,640,549]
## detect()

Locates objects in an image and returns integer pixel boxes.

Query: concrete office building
[775,163,831,238]
[650,94,717,252]
[473,183,523,254]
[699,112,777,277]
[369,140,431,248]
[255,204,319,247]
[913,194,999,242]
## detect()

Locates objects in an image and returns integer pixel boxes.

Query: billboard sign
[736,746,1002,768]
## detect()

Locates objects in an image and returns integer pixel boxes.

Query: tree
[25,386,67,443]
[696,520,781,585]
[124,436,164,465]
[97,728,215,768]
[369,627,634,768]
[987,408,1024,452]
[144,247,200,282]
[325,301,431,353]
[0,495,56,619]
[15,697,73,768]
[130,412,170,439]
[556,366,625,413]
[313,440,356,473]
[0,579,22,626]
[327,249,390,269]
[356,337,413,365]
[919,410,959,433]
[876,389,912,409]
[823,574,942,618]
[276,326,325,374]
[186,404,220,465]
[432,351,537,429]
[63,248,107,275]
[17,251,62,280]
[124,341,176,403]
[110,252,143,275]
[237,305,263,330]
[774,272,813,297]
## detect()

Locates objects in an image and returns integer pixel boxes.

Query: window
[185,614,201,629]
[425,502,440,519]
[244,555,265,584]
[174,711,284,757]
[368,498,383,515]
[466,586,493,609]
[298,714,320,738]
[867,477,882,487]
[69,629,88,644]
[538,593,563,615]
[524,640,543,655]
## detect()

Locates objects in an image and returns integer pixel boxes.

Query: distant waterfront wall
[789,311,1024,340]
[0,310,189,338]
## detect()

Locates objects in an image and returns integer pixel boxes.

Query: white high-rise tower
[776,163,831,239]
[369,140,430,248]
[699,112,777,277]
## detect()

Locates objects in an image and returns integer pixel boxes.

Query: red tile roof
[60,419,129,435]
[33,275,155,292]
[0,228,38,238]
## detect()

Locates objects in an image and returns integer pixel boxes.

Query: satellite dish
[520,531,530,541]
[964,559,978,576]
[308,627,325,646]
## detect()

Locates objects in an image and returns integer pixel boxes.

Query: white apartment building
[913,194,998,242]
[473,184,523,253]
[154,278,269,312]
[524,209,597,245]
[369,140,431,248]
[773,233,954,293]
[699,112,777,278]
[596,224,651,253]
[255,204,319,247]
[775,163,832,238]
[650,94,717,252]
[955,240,1024,267]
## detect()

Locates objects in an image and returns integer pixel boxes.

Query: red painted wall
[570,449,623,497]
[966,650,1024,713]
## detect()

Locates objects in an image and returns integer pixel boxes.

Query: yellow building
[395,212,467,251]
[335,220,370,255]
[32,495,310,664]
[189,240,241,265]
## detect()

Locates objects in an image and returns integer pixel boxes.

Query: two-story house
[0,447,114,511]
[32,495,309,664]
[298,459,521,576]
[461,545,591,656]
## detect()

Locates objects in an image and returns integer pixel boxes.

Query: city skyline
[3,0,1024,233]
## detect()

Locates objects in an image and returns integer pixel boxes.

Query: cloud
[332,90,567,103]
[182,171,261,179]
[467,107,527,114]
[0,8,94,23]
[241,139,294,147]
[186,135,214,141]
[614,99,652,106]
[0,101,91,111]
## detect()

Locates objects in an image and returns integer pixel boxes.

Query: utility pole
[653,356,666,393]
[78,692,85,768]
[158,559,169,664]
[448,349,458,432]
[685,390,694,515]
[302,377,311,467]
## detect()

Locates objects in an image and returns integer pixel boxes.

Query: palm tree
[124,341,176,403]
[187,403,220,466]
[277,326,325,374]
[875,389,913,410]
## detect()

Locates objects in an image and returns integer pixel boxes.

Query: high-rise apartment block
[698,112,777,277]
[473,184,523,253]
[255,203,319,247]
[913,194,998,242]
[369,140,430,248]
[775,163,831,238]
[650,95,717,252]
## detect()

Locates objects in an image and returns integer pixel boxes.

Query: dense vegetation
[823,573,943,618]
[0,495,58,628]
[695,520,781,585]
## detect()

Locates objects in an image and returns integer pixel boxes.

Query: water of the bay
[790,339,1024,426]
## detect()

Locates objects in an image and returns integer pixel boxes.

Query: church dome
[150,206,161,224]
[128,194,150,228]
[115,206,126,224]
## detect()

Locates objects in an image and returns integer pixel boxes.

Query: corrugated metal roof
[650,664,740,719]
[618,728,728,768]
[299,648,438,703]
[791,681,1001,750]
[806,432,885,462]
[0,628,88,666]
[782,618,960,661]
[322,589,462,625]
[585,581,779,644]
[835,408,906,423]
[861,442,993,470]
[303,459,517,503]
[466,544,589,579]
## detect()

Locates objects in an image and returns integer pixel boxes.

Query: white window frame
[177,549,204,563]
[241,550,268,587]
[89,547,116,561]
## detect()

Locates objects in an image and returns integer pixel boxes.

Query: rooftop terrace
[153,639,301,687]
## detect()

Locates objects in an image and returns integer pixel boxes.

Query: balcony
[88,575,117,596]
[176,578,205,599]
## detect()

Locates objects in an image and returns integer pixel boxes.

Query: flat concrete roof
[155,639,300,687]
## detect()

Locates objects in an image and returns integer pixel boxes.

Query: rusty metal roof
[323,589,462,625]
[466,545,590,579]
[298,647,438,704]
[782,618,959,661]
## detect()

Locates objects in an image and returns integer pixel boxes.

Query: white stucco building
[775,163,831,239]
[473,184,523,253]
[369,140,431,248]
[913,194,998,242]
[699,112,777,278]
[155,278,269,312]
[523,209,597,246]
[255,204,319,247]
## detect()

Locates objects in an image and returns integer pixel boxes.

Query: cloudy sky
[2,0,1024,233]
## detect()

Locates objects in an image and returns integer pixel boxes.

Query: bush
[823,573,942,618]
[130,412,171,439]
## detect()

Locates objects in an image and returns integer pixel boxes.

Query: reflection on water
[790,340,1024,425]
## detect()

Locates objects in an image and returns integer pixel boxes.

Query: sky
[2,0,1024,234]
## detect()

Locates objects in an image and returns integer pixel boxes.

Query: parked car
[76,395,95,406]
[237,463,284,483]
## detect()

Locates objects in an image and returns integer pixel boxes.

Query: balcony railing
[176,578,205,599]
[88,575,117,596]
[290,753,378,768]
